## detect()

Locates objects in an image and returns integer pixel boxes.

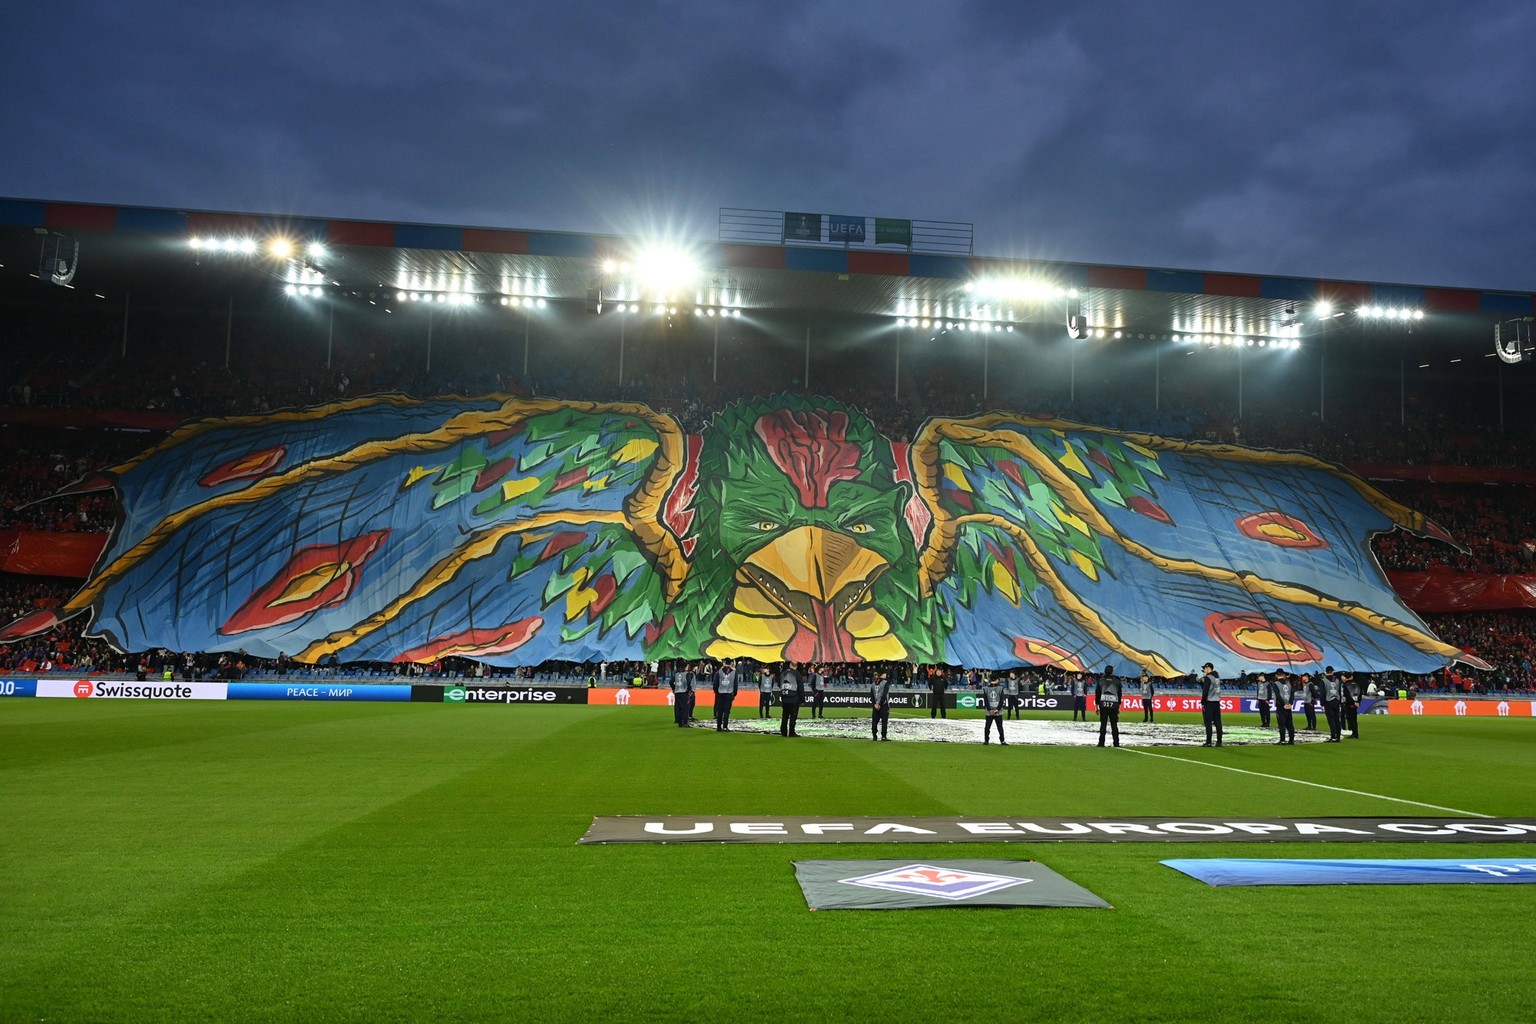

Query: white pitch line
[1123,747,1493,818]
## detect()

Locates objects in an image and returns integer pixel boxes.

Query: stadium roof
[2,197,1531,347]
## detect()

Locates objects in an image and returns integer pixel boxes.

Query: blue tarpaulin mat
[1163,858,1536,886]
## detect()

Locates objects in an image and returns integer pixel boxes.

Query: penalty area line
[1122,747,1492,818]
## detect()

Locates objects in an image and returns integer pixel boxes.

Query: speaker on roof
[1066,295,1084,339]
[41,232,78,287]
[1496,319,1529,364]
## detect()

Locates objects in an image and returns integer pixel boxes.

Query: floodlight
[634,244,701,292]
[306,242,328,260]
[269,239,294,259]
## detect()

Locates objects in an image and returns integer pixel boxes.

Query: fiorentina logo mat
[838,864,1031,901]
[793,859,1112,911]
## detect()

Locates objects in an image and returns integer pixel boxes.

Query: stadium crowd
[4,306,1536,690]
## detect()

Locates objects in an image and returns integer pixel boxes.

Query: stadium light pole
[1069,337,1076,403]
[1319,343,1326,423]
[1237,341,1244,420]
[982,329,989,399]
[804,326,811,390]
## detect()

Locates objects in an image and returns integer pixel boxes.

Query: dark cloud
[3,0,1533,289]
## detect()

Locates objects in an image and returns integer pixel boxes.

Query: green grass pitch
[2,699,1532,1023]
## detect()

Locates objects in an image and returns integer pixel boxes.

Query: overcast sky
[5,0,1534,291]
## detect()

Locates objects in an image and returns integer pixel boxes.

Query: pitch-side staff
[669,662,695,728]
[713,660,737,731]
[1096,667,1122,747]
[1199,663,1224,747]
[779,662,805,737]
[870,671,893,741]
[758,665,775,719]
[1268,671,1297,745]
[981,674,1006,745]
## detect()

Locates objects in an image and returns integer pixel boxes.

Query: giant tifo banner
[0,394,1466,674]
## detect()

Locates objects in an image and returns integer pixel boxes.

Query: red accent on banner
[199,445,286,487]
[893,441,932,544]
[1012,637,1085,671]
[1389,571,1536,612]
[221,530,390,634]
[393,616,543,662]
[1235,511,1327,549]
[1351,463,1536,484]
[663,434,703,558]
[538,532,586,563]
[54,472,115,496]
[0,530,107,577]
[754,409,862,509]
[0,607,64,643]
[1128,494,1173,525]
[1206,612,1323,663]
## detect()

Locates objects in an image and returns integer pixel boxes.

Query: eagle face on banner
[3,393,1466,674]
